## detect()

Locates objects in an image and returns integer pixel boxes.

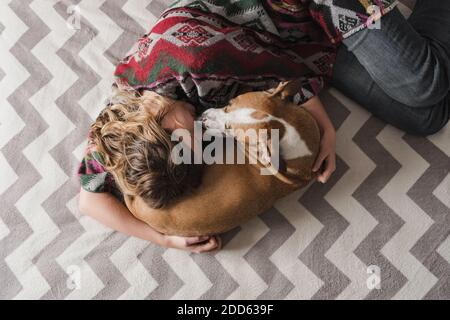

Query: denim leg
[408,0,450,54]
[341,4,450,107]
[331,45,450,136]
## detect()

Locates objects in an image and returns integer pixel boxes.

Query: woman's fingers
[165,235,222,253]
[185,235,210,246]
[212,236,222,251]
[317,154,336,183]
[312,151,327,172]
[193,236,222,253]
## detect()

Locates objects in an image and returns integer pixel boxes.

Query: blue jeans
[331,0,450,136]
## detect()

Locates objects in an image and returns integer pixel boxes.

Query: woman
[78,0,449,253]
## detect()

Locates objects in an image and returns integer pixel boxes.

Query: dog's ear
[267,82,290,97]
[267,79,304,101]
[279,79,303,100]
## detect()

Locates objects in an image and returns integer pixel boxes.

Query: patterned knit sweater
[113,0,398,110]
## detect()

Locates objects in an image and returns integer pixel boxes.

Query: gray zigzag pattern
[299,159,351,299]
[0,24,5,82]
[0,0,50,299]
[299,91,351,299]
[245,208,296,299]
[85,232,130,299]
[140,246,184,299]
[353,117,407,299]
[147,0,169,17]
[404,135,450,299]
[32,0,89,300]
[101,0,145,65]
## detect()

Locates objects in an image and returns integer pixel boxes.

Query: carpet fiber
[0,0,449,299]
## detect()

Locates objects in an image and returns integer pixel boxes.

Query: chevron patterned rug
[1,0,449,300]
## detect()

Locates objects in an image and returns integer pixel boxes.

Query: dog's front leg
[200,109,229,136]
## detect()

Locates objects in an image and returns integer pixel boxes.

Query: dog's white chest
[276,117,313,160]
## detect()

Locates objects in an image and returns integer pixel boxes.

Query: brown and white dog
[125,82,321,236]
[201,82,319,185]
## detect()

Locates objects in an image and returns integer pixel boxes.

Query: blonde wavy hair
[90,87,203,209]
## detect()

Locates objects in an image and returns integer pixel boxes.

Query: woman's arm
[78,188,221,253]
[301,96,336,183]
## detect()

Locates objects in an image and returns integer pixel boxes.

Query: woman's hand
[312,127,336,183]
[301,96,337,184]
[162,234,222,253]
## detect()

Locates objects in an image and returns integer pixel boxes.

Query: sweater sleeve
[309,0,398,43]
[77,137,118,195]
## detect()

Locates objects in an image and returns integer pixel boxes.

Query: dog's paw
[203,118,225,130]
[201,109,227,132]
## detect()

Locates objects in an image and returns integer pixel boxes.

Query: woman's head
[91,88,202,209]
